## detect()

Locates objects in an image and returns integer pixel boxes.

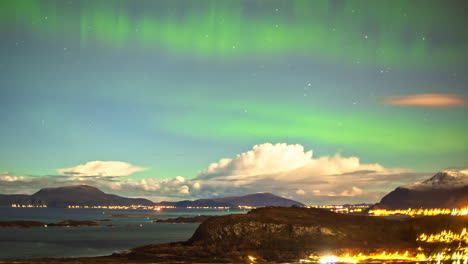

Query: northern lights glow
[2,0,468,65]
[0,0,467,203]
[157,99,467,153]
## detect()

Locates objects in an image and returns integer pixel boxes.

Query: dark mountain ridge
[156,192,305,208]
[0,185,155,207]
[1,186,304,208]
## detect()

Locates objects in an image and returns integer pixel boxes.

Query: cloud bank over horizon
[0,143,434,204]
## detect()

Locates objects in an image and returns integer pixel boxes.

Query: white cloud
[57,161,146,177]
[0,173,25,182]
[191,143,411,204]
[296,189,306,195]
[199,143,312,178]
[179,185,190,195]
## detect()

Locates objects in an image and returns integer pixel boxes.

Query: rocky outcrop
[186,207,415,261]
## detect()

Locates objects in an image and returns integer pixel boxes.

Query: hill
[0,185,155,207]
[156,192,304,208]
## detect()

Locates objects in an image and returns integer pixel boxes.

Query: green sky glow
[2,0,467,66]
[157,99,467,154]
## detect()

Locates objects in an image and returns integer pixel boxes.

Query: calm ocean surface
[0,206,243,259]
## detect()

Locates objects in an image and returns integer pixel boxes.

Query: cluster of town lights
[369,207,468,217]
[418,228,468,243]
[300,251,425,263]
[418,228,468,264]
[11,204,47,208]
[66,205,165,210]
[299,228,468,263]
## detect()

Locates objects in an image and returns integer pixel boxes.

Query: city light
[369,207,468,217]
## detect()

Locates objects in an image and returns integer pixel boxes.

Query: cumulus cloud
[57,161,146,177]
[382,93,466,108]
[296,189,306,195]
[0,173,25,182]
[189,143,418,204]
[199,143,312,178]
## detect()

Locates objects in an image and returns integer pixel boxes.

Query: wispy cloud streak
[383,94,466,108]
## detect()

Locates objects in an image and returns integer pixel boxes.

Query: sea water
[0,206,242,259]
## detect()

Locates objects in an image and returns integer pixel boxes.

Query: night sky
[0,0,467,204]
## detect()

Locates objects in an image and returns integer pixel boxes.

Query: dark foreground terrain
[1,207,467,263]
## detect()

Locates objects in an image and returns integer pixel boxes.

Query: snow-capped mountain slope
[404,169,468,190]
[372,169,468,210]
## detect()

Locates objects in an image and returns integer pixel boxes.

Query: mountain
[212,192,304,207]
[156,192,304,208]
[372,169,468,210]
[0,185,155,207]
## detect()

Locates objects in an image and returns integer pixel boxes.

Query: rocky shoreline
[1,207,467,263]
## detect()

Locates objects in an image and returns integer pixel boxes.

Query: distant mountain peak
[373,169,468,210]
[157,192,304,208]
[404,169,468,190]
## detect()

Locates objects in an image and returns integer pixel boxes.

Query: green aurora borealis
[0,0,467,189]
[2,0,468,65]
